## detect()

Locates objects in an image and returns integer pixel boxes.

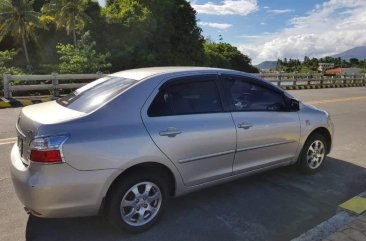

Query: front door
[220,75,301,174]
[142,75,236,186]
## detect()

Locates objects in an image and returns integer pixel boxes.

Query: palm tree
[0,0,41,68]
[42,0,90,46]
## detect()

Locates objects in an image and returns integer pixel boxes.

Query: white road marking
[0,137,17,146]
[0,141,16,146]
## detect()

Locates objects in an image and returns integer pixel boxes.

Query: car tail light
[29,135,68,164]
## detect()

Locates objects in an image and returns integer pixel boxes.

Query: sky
[97,0,366,64]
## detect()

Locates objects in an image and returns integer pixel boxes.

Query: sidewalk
[293,192,366,241]
[324,213,366,241]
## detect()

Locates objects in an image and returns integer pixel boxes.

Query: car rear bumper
[9,144,117,218]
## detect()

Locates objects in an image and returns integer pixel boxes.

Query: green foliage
[277,56,366,73]
[42,0,91,45]
[103,0,153,25]
[56,32,111,74]
[277,58,302,72]
[204,41,258,73]
[0,49,23,74]
[0,0,42,66]
[101,0,205,70]
[0,49,24,95]
[1,0,257,75]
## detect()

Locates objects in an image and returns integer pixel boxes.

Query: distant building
[318,63,335,71]
[325,67,362,75]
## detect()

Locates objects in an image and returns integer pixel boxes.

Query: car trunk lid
[16,101,86,166]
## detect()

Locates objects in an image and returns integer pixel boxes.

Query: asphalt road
[1,87,366,241]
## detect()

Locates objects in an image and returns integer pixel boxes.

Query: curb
[292,211,357,241]
[339,192,366,215]
[0,97,53,109]
[292,192,366,241]
[283,83,366,90]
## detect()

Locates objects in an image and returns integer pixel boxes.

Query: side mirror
[289,98,300,111]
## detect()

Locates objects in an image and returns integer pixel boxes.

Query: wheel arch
[104,162,177,203]
[306,127,332,154]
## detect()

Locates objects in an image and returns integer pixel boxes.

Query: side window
[223,77,287,112]
[148,79,223,117]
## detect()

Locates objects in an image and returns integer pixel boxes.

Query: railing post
[318,74,322,85]
[3,73,11,98]
[341,73,346,85]
[276,73,282,87]
[51,72,59,97]
[307,73,311,86]
[96,71,103,78]
[292,74,296,87]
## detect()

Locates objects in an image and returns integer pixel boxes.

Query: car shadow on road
[25,157,366,241]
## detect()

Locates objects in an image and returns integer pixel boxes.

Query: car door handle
[238,122,253,129]
[159,128,182,137]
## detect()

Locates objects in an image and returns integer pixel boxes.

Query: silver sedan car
[10,67,334,232]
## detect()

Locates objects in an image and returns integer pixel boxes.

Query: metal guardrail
[256,72,366,87]
[2,72,366,98]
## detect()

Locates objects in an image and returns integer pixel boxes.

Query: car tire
[297,134,328,174]
[106,170,168,232]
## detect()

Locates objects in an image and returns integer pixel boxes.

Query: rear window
[57,76,138,113]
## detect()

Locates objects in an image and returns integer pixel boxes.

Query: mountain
[332,46,366,60]
[256,61,277,70]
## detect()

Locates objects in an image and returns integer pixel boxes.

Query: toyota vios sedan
[10,67,334,232]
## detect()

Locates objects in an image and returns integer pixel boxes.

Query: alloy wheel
[120,181,162,227]
[306,140,325,169]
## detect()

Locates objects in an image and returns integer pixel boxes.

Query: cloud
[238,0,366,64]
[239,35,261,38]
[267,9,294,14]
[191,0,258,16]
[199,22,233,30]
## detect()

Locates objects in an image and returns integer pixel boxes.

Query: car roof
[109,66,245,80]
[108,66,284,94]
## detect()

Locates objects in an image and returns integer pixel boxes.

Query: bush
[0,49,24,96]
[56,32,111,74]
[203,41,258,73]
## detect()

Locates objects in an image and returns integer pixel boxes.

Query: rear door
[220,74,301,174]
[141,75,236,186]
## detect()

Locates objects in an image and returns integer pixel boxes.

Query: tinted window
[223,77,287,111]
[57,76,138,113]
[148,79,222,116]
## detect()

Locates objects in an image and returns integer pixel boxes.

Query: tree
[0,49,23,74]
[42,0,90,46]
[0,49,23,95]
[56,32,111,73]
[102,0,205,70]
[203,41,258,73]
[349,58,359,66]
[0,0,41,68]
[169,0,204,65]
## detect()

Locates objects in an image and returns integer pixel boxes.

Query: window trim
[147,74,225,117]
[219,74,291,113]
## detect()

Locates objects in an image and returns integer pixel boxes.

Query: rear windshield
[57,76,138,113]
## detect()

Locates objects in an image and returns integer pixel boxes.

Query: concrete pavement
[324,212,366,241]
[0,87,366,241]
